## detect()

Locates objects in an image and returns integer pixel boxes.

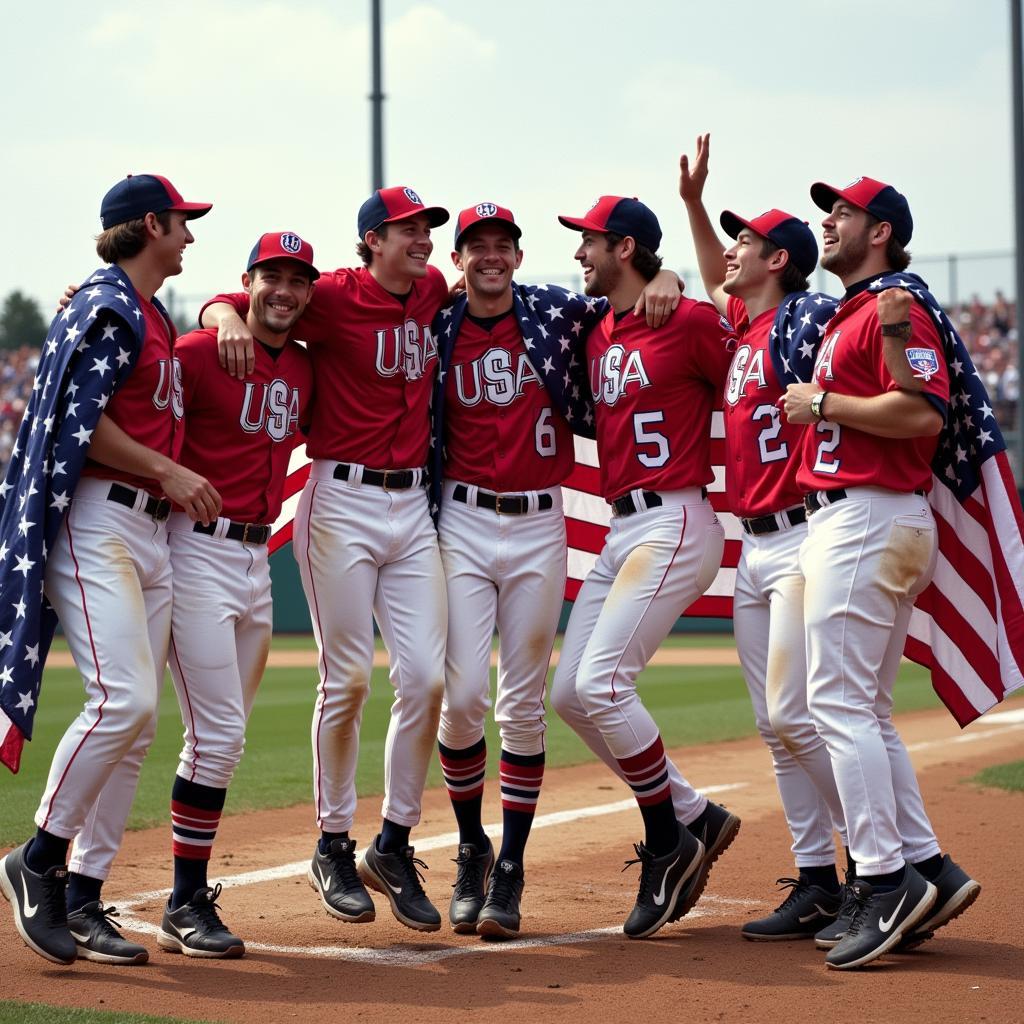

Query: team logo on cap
[907,347,940,382]
[280,233,303,254]
[475,203,498,218]
[404,187,423,205]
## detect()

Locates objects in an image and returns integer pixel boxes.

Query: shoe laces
[41,870,69,927]
[191,883,231,934]
[840,883,873,939]
[835,882,860,922]
[622,843,655,902]
[89,903,126,938]
[451,847,487,899]
[771,876,812,913]
[487,867,521,910]
[395,849,430,898]
[324,842,364,894]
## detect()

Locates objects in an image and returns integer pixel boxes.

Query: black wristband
[880,320,912,338]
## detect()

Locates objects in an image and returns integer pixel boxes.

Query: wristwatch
[810,391,828,420]
[880,320,913,339]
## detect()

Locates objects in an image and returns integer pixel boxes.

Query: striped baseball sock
[497,749,545,866]
[170,776,226,910]
[438,737,488,849]
[617,736,678,856]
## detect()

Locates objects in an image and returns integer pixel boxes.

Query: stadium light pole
[370,0,385,191]
[1013,0,1024,481]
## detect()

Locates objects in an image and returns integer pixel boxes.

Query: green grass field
[0,1007,215,1024]
[972,759,1024,792]
[0,636,947,846]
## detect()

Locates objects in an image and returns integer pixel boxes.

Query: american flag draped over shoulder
[864,272,1024,726]
[0,267,151,772]
[769,290,840,387]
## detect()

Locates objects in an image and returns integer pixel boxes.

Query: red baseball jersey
[174,329,313,523]
[203,264,448,469]
[443,313,574,491]
[587,298,734,501]
[796,289,949,493]
[82,296,178,494]
[722,296,808,518]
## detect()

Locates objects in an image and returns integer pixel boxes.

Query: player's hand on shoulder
[217,313,255,380]
[159,463,223,526]
[780,382,818,424]
[678,133,710,203]
[876,287,912,325]
[56,282,79,312]
[634,269,683,328]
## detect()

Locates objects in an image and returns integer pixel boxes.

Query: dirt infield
[2,705,1022,1024]
[42,643,741,670]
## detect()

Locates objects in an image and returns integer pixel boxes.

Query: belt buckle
[495,495,512,515]
[381,470,402,490]
[242,523,254,544]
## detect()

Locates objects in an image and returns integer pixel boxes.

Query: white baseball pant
[165,514,274,788]
[734,518,847,867]
[294,461,447,832]
[550,490,724,825]
[801,487,943,875]
[437,481,566,757]
[38,478,172,880]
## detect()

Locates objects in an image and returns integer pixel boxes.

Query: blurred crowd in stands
[0,296,1019,481]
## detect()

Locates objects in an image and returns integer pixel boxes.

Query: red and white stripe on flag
[905,451,1024,726]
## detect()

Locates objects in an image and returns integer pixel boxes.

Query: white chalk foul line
[118,782,750,911]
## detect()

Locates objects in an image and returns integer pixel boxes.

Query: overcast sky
[2,0,1018,316]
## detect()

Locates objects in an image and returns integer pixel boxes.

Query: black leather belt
[742,506,807,535]
[452,484,553,515]
[333,463,421,489]
[193,520,270,544]
[804,487,925,515]
[108,482,170,521]
[612,487,707,518]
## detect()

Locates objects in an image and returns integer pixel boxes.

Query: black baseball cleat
[308,838,376,923]
[358,836,442,932]
[670,800,741,921]
[622,823,704,939]
[0,840,77,965]
[741,875,841,941]
[815,870,857,949]
[67,902,149,965]
[825,866,937,970]
[449,839,494,934]
[476,858,524,940]
[895,855,981,951]
[157,884,245,958]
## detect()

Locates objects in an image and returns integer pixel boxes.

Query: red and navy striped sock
[617,736,678,855]
[438,737,488,849]
[497,749,545,866]
[170,776,226,910]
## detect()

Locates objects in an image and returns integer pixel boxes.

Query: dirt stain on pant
[879,522,934,600]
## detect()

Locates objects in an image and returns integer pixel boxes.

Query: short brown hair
[604,232,663,282]
[96,210,174,265]
[356,223,389,266]
[866,214,912,272]
[759,238,810,293]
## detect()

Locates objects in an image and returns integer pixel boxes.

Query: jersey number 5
[633,411,670,468]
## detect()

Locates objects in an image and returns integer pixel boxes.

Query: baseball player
[200,187,452,932]
[781,176,980,969]
[153,232,315,957]
[677,136,851,940]
[0,174,218,966]
[550,196,741,939]
[433,204,683,939]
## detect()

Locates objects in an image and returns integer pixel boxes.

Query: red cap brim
[169,201,213,220]
[383,205,450,229]
[558,215,603,233]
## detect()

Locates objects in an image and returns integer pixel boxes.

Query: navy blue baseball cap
[558,196,662,252]
[100,174,212,229]
[357,185,449,239]
[247,232,319,280]
[810,177,913,246]
[720,208,819,277]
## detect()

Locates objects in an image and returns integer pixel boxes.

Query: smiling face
[819,201,875,279]
[574,230,621,297]
[365,212,433,286]
[722,228,775,298]
[454,224,523,302]
[245,259,315,340]
[152,211,194,277]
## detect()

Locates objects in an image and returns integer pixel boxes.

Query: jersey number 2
[813,421,842,474]
[752,404,788,464]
